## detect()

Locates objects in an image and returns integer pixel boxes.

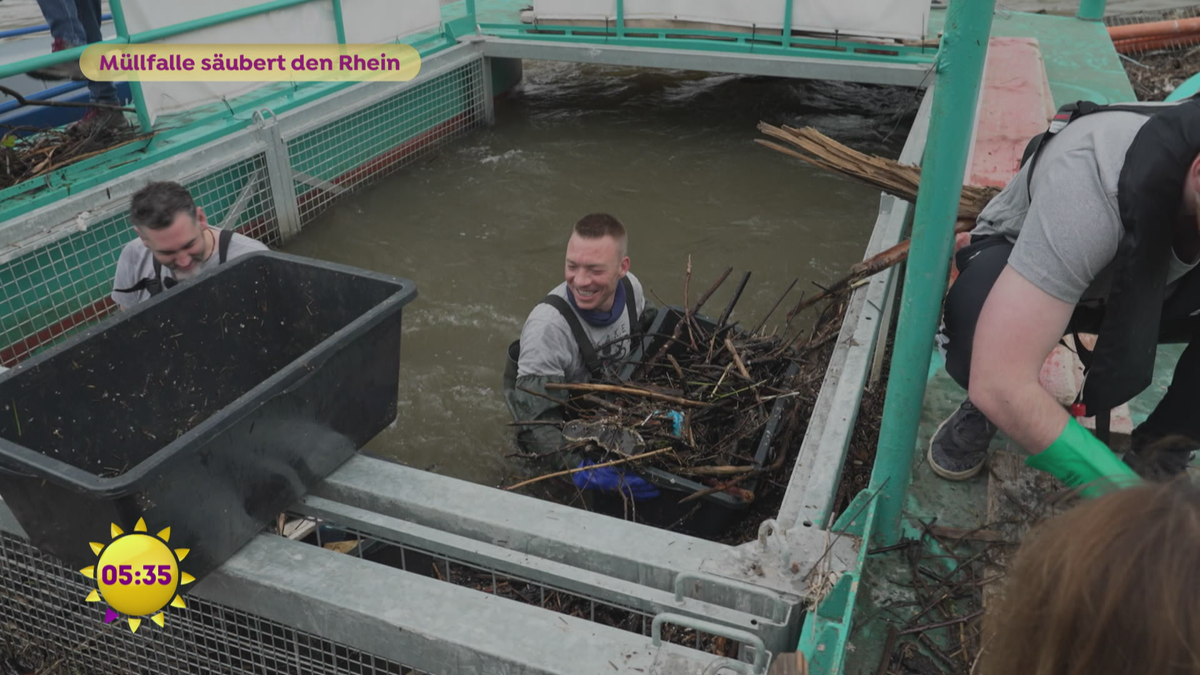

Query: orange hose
[1114,32,1200,54]
[1108,17,1200,41]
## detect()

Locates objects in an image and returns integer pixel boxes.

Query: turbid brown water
[280,60,917,486]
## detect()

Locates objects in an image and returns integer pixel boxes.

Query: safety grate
[288,515,753,662]
[0,530,429,675]
[0,153,278,368]
[287,59,486,226]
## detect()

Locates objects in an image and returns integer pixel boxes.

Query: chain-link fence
[289,60,486,226]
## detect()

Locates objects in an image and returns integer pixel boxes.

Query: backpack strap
[1025,101,1168,199]
[540,295,603,378]
[218,228,233,263]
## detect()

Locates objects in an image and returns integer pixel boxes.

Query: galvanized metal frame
[295,495,789,658]
[776,86,934,531]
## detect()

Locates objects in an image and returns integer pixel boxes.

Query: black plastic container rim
[0,250,418,497]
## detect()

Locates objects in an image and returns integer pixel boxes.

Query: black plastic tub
[589,305,798,538]
[0,251,416,582]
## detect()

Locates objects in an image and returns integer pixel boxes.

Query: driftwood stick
[681,465,759,476]
[751,277,797,335]
[725,337,753,381]
[650,266,733,366]
[897,609,985,637]
[679,470,759,504]
[666,354,685,381]
[544,382,708,408]
[717,270,752,329]
[503,447,673,491]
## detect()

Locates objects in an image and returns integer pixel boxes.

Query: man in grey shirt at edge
[111,181,268,309]
[929,100,1200,493]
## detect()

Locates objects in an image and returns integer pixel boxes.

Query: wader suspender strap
[541,295,603,377]
[539,277,639,379]
[113,229,236,296]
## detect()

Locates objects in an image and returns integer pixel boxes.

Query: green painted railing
[869,0,996,547]
[0,0,476,136]
[1077,0,1108,21]
[106,0,152,133]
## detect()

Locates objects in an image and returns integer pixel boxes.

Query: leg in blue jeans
[74,0,118,104]
[34,0,86,45]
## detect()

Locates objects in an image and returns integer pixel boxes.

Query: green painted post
[616,0,625,39]
[1077,0,1107,21]
[869,0,995,546]
[332,0,347,44]
[107,0,153,134]
[782,0,794,50]
[466,0,477,29]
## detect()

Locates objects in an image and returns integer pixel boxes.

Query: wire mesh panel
[0,153,278,368]
[287,60,486,226]
[287,515,754,662]
[0,531,430,675]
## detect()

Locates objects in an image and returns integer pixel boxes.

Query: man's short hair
[573,213,628,257]
[130,181,198,231]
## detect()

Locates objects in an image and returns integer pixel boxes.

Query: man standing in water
[111,181,268,309]
[504,213,658,498]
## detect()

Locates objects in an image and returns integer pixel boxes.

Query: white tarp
[122,0,442,124]
[530,0,930,41]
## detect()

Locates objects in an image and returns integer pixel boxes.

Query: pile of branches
[1,124,143,189]
[1122,47,1200,101]
[509,259,847,504]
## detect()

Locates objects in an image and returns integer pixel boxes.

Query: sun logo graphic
[78,518,196,633]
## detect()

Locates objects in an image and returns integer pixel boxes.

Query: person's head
[565,213,630,312]
[129,181,212,278]
[985,475,1200,675]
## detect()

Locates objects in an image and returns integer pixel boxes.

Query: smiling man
[503,213,657,494]
[111,181,268,309]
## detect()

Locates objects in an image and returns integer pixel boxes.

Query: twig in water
[503,447,673,491]
[751,277,797,335]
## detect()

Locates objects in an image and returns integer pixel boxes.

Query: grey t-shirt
[517,272,647,383]
[111,229,268,309]
[972,108,1199,307]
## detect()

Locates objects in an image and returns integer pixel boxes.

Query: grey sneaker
[928,399,997,480]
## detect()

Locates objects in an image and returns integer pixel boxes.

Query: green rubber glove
[1025,417,1141,498]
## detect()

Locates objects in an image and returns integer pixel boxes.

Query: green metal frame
[1077,0,1107,21]
[481,0,935,65]
[477,23,936,65]
[869,0,995,548]
[332,0,348,44]
[106,0,153,133]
